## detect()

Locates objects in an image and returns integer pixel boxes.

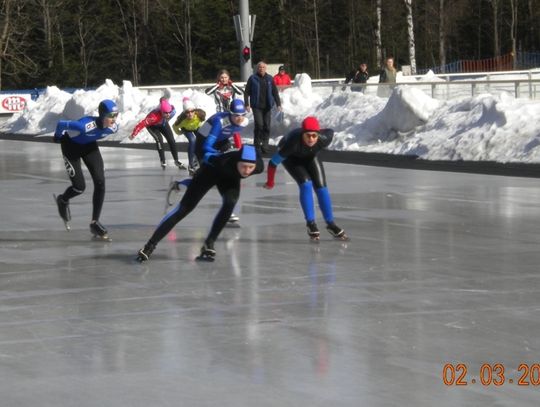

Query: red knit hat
[302,116,320,132]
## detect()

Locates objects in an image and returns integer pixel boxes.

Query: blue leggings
[184,131,197,168]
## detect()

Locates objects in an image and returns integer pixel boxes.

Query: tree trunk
[312,0,321,78]
[115,0,139,85]
[490,0,500,57]
[375,0,382,66]
[185,0,192,84]
[404,0,417,74]
[510,0,518,69]
[439,0,446,72]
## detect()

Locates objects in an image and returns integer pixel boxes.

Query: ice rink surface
[1,139,540,406]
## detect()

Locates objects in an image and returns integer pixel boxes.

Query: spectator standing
[205,69,244,113]
[244,61,282,154]
[378,57,397,97]
[273,65,292,88]
[344,62,369,92]
[379,56,397,84]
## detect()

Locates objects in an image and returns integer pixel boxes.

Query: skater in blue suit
[166,99,249,223]
[137,145,264,262]
[263,116,348,241]
[53,99,119,240]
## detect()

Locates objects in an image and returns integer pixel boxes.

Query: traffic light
[242,46,251,61]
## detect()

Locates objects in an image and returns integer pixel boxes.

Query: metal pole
[239,0,252,81]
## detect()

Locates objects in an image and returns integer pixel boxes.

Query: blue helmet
[230,99,246,115]
[240,145,257,163]
[98,99,118,118]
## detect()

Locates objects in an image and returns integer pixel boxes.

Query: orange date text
[442,363,540,386]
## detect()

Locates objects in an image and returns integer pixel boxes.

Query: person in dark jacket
[378,57,397,97]
[344,62,369,92]
[244,61,282,154]
[263,116,348,241]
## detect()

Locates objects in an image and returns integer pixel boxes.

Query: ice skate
[161,162,167,170]
[53,193,71,231]
[175,161,187,170]
[326,222,349,241]
[195,243,216,262]
[90,221,112,241]
[136,241,156,262]
[188,166,196,176]
[306,221,320,241]
[165,177,181,209]
[226,213,241,228]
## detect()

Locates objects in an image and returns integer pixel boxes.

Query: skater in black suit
[136,145,263,262]
[263,116,348,241]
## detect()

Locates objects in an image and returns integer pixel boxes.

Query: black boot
[306,221,320,241]
[174,161,187,170]
[90,221,111,241]
[136,241,157,262]
[326,222,349,240]
[54,194,71,231]
[196,241,216,262]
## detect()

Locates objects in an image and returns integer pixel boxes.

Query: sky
[2,71,540,163]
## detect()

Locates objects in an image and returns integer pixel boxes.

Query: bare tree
[509,0,518,68]
[0,1,38,89]
[157,0,193,83]
[75,2,96,87]
[115,0,140,85]
[375,0,382,66]
[312,0,320,78]
[403,0,416,74]
[439,0,446,71]
[489,0,501,57]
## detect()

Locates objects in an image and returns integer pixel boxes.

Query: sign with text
[1,94,28,113]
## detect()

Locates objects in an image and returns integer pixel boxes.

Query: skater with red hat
[263,116,348,241]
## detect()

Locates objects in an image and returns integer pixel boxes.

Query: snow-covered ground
[2,72,540,163]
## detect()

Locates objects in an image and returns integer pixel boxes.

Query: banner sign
[0,94,29,113]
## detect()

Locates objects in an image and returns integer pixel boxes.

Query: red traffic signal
[242,46,251,61]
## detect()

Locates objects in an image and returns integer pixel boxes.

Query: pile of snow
[2,73,540,163]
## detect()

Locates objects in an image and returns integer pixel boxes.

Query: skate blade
[334,234,350,241]
[92,235,112,242]
[309,236,320,242]
[225,222,241,228]
[195,255,215,262]
[165,176,179,211]
[53,194,71,231]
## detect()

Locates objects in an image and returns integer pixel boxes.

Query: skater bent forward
[129,97,187,170]
[53,99,119,240]
[136,145,264,262]
[263,116,348,241]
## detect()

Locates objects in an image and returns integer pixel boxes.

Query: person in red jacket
[273,65,292,88]
[129,97,187,170]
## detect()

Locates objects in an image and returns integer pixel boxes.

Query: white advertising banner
[0,94,30,113]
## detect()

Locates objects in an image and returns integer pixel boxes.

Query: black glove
[53,132,65,143]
